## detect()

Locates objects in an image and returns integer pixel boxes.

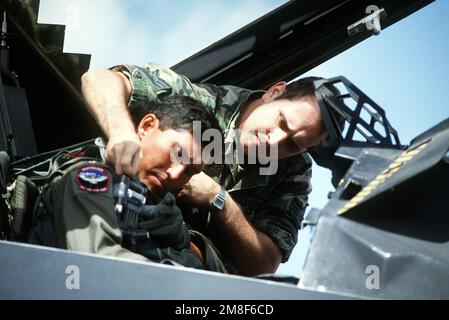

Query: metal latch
[347,5,387,36]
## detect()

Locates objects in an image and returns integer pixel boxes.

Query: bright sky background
[38,0,449,278]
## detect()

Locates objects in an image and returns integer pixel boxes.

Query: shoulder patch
[75,166,110,193]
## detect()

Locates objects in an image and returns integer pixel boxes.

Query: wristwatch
[210,185,226,213]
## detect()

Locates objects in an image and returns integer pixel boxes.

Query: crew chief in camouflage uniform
[81,63,330,276]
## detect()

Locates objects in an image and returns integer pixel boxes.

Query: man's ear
[262,81,288,102]
[137,114,159,139]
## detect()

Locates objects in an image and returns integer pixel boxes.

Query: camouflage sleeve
[111,63,217,114]
[252,154,313,263]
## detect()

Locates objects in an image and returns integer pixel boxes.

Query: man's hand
[178,171,282,275]
[177,172,220,208]
[138,193,190,250]
[105,131,141,177]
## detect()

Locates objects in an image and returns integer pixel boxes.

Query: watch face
[212,188,226,211]
[213,196,225,211]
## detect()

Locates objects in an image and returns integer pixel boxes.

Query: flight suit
[24,149,224,271]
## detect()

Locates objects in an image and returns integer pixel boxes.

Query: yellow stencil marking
[338,143,428,215]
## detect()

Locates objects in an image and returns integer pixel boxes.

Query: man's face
[139,126,203,196]
[239,94,327,159]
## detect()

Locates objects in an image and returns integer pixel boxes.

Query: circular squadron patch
[76,166,110,193]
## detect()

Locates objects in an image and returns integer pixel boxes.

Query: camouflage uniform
[113,63,313,263]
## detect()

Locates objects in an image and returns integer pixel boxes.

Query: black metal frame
[314,76,403,149]
[0,9,37,159]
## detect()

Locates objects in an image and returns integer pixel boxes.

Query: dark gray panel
[300,126,449,299]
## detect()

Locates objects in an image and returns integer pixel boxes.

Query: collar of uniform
[228,164,271,193]
[224,89,265,137]
[222,89,266,188]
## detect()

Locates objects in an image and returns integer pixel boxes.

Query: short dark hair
[275,76,345,130]
[131,96,221,145]
[275,76,324,101]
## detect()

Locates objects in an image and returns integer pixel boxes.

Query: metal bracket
[313,76,402,149]
[302,208,322,227]
[444,150,449,164]
[347,6,387,36]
